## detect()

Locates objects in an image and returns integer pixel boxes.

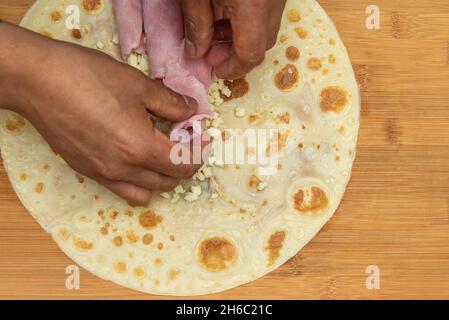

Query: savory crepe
[0,0,360,295]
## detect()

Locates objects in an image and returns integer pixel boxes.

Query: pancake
[0,0,360,295]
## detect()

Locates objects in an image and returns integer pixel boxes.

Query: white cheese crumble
[202,167,213,178]
[111,34,119,45]
[191,185,202,196]
[221,86,232,98]
[174,185,186,194]
[184,192,198,202]
[127,53,139,68]
[196,172,206,181]
[234,107,246,118]
[170,193,180,203]
[257,182,268,191]
[208,157,224,168]
[95,40,105,49]
[160,192,171,199]
[157,78,233,203]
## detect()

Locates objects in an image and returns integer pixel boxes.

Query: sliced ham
[112,0,145,55]
[142,0,184,79]
[114,0,213,138]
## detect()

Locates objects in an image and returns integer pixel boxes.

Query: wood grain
[1,0,449,299]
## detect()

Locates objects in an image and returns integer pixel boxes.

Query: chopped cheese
[257,182,268,191]
[234,107,246,118]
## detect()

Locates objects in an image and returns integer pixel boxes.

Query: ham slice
[113,0,213,140]
[112,0,145,55]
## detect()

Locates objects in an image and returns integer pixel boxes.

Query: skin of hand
[0,22,201,206]
[181,0,287,79]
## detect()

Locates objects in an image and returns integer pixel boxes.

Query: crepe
[0,0,360,296]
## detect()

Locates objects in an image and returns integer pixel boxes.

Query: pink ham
[142,0,184,78]
[142,0,213,132]
[112,0,146,55]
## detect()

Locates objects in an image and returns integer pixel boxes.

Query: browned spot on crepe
[267,129,291,156]
[287,9,301,23]
[139,210,163,229]
[50,11,62,22]
[169,269,180,280]
[198,237,237,272]
[320,86,348,113]
[4,115,26,133]
[109,210,119,220]
[35,182,44,194]
[82,0,103,14]
[114,261,127,273]
[293,187,329,216]
[76,174,85,183]
[40,30,53,38]
[142,233,154,245]
[113,236,123,247]
[71,28,82,40]
[277,112,291,124]
[275,64,299,91]
[266,231,287,267]
[221,78,249,101]
[295,27,308,39]
[248,175,262,189]
[307,57,322,71]
[133,267,145,278]
[73,236,93,251]
[286,46,300,61]
[59,228,70,241]
[126,230,139,244]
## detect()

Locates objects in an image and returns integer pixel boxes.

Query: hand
[0,23,200,206]
[182,0,287,79]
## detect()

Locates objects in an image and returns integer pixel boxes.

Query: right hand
[3,24,201,206]
[182,0,287,79]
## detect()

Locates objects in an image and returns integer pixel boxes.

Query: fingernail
[184,96,198,110]
[185,39,197,57]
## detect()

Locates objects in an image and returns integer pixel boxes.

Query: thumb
[181,0,214,59]
[143,79,198,122]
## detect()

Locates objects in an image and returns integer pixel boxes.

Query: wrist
[0,22,54,117]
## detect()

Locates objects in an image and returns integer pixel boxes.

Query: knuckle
[267,37,277,50]
[138,194,152,206]
[249,0,269,11]
[196,29,212,43]
[166,178,181,190]
[159,180,179,192]
[185,17,212,43]
[96,163,122,181]
[124,145,147,165]
[185,16,200,35]
[180,165,200,179]
[128,192,152,207]
[240,49,265,66]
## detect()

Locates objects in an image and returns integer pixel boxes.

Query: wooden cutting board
[1,0,449,300]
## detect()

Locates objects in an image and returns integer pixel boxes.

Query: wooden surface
[1,0,449,300]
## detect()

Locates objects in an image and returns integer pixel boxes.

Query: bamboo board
[1,0,449,299]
